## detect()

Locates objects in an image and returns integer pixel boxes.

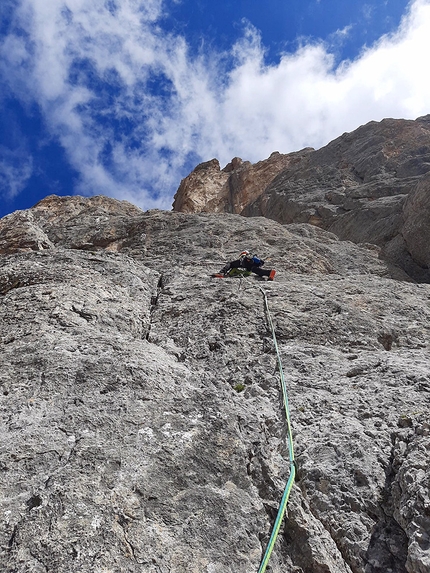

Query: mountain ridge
[173,115,430,282]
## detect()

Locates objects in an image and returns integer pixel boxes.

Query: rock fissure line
[303,495,360,573]
[117,516,139,563]
[28,550,49,573]
[365,433,410,571]
[8,524,17,549]
[70,305,96,322]
[146,273,165,341]
[0,278,21,296]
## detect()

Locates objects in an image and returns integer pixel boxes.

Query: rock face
[402,173,430,269]
[172,150,313,215]
[173,115,430,281]
[1,195,429,573]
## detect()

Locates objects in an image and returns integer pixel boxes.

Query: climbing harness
[256,285,296,573]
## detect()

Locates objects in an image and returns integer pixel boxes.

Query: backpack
[250,255,263,266]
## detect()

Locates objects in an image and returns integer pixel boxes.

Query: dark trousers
[250,265,270,277]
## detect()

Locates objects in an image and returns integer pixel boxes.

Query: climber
[220,251,276,280]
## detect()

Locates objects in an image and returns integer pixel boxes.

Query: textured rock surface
[1,196,429,573]
[402,173,430,269]
[173,115,430,281]
[172,150,312,215]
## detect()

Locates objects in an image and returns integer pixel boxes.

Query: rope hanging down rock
[257,285,296,573]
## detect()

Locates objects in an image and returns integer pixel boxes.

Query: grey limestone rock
[0,196,429,573]
[174,116,430,282]
[402,172,430,270]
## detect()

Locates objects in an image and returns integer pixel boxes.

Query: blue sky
[0,0,429,218]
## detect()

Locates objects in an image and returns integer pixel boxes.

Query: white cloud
[362,4,375,21]
[1,0,430,211]
[0,145,33,200]
[210,0,430,159]
[328,24,353,44]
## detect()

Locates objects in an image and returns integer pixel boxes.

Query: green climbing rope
[257,286,296,573]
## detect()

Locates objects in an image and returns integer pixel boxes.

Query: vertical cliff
[173,116,430,282]
[0,196,429,573]
[173,150,313,215]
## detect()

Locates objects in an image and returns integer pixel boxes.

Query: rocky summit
[173,115,430,283]
[0,193,429,573]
